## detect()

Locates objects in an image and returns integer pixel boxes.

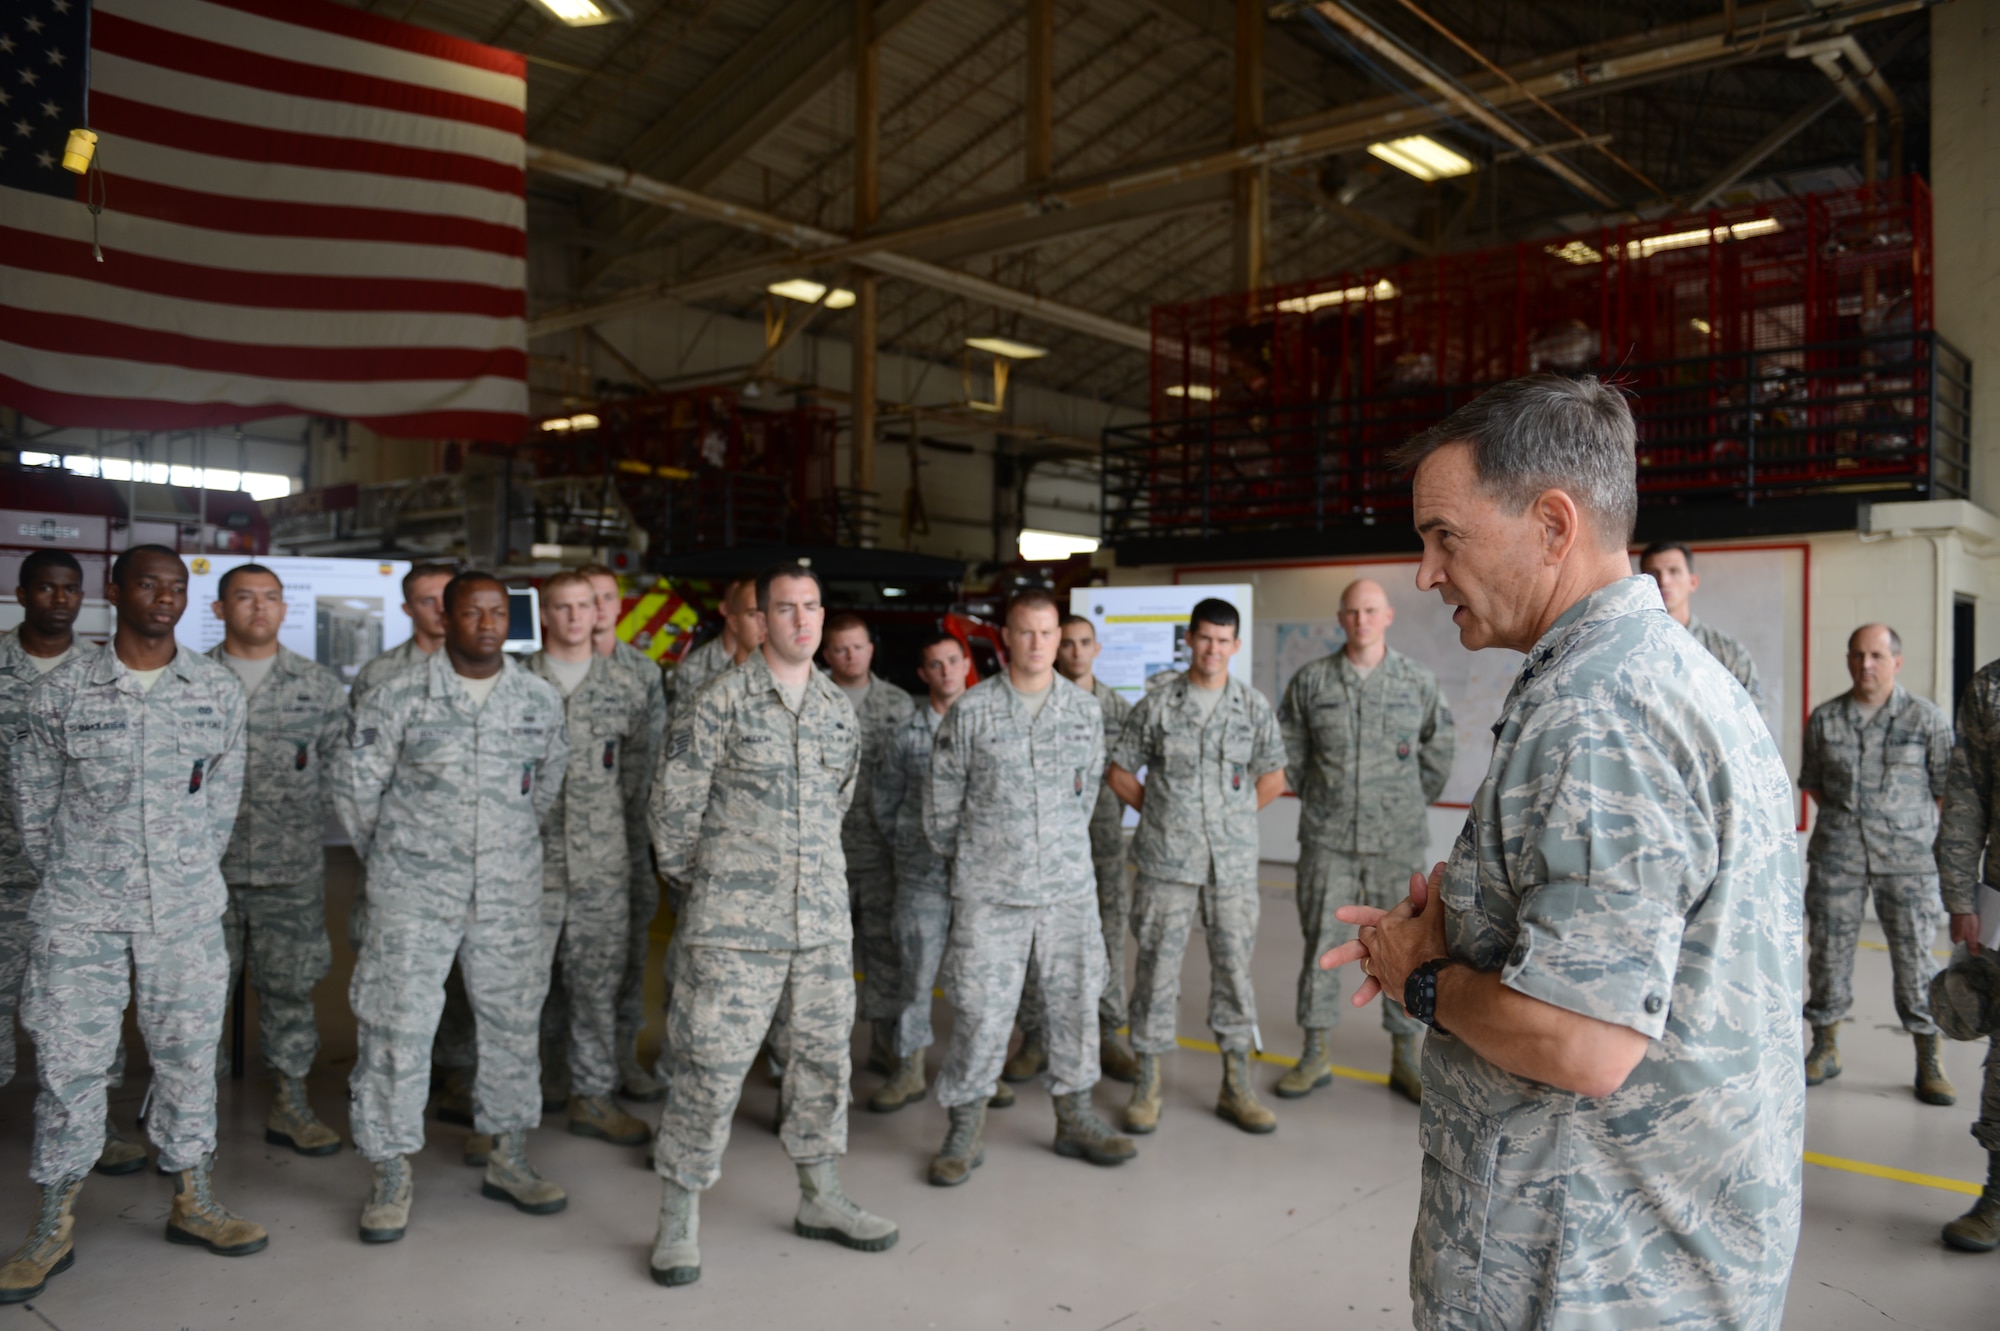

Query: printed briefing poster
[178,555,413,688]
[1067,584,1255,702]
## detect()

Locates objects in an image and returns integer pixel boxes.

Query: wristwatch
[1404,957,1461,1034]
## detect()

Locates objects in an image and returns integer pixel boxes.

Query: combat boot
[1389,1033,1423,1105]
[866,1020,896,1077]
[1914,1033,1957,1106]
[266,1075,342,1156]
[1002,1037,1047,1084]
[95,1114,148,1175]
[463,1133,495,1167]
[650,1179,700,1286]
[359,1156,413,1244]
[1122,1052,1163,1135]
[1054,1090,1137,1166]
[794,1161,899,1252]
[1942,1152,2000,1253]
[987,1082,1015,1109]
[568,1094,650,1146]
[1216,1049,1277,1134]
[481,1132,567,1215]
[1100,1024,1140,1084]
[1274,1029,1333,1099]
[0,1175,82,1303]
[928,1102,986,1186]
[867,1050,927,1114]
[165,1155,269,1256]
[618,1043,667,1103]
[434,1065,475,1126]
[1804,1024,1841,1085]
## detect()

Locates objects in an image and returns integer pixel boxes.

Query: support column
[1932,1,1998,519]
[1232,0,1267,294]
[851,0,880,546]
[1025,0,1054,185]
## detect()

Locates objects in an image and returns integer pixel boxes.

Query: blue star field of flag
[1,0,88,199]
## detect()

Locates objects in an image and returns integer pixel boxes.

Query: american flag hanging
[0,0,528,442]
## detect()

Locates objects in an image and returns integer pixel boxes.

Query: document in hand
[1979,881,2000,952]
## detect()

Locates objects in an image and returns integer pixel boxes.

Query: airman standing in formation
[1107,599,1287,1135]
[1639,540,1763,704]
[1798,624,1955,1103]
[646,566,897,1287]
[2,547,266,1306]
[337,571,570,1244]
[923,591,1135,1186]
[351,563,454,701]
[1275,578,1452,1102]
[205,563,348,1155]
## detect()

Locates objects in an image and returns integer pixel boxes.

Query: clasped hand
[1317,861,1450,1008]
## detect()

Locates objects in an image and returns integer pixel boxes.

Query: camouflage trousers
[535,871,629,1099]
[935,894,1105,1109]
[848,835,901,1024]
[432,963,477,1070]
[1929,947,2000,1152]
[0,885,27,1086]
[1130,871,1260,1055]
[890,886,950,1058]
[615,864,663,1066]
[219,873,332,1079]
[653,941,853,1191]
[349,900,551,1160]
[1804,868,1942,1034]
[1019,841,1132,1044]
[22,921,227,1183]
[1295,844,1424,1035]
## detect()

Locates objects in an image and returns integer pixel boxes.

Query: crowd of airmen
[0,526,1996,1302]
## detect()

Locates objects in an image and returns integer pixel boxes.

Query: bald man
[1799,624,1955,1104]
[1275,579,1452,1102]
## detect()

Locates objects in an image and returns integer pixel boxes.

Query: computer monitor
[505,585,541,655]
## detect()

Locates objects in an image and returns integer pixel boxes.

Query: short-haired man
[824,611,917,1078]
[923,590,1136,1185]
[1327,377,1805,1327]
[667,575,765,721]
[2,547,265,1304]
[1798,624,1955,1102]
[337,572,570,1243]
[869,632,971,1112]
[1276,578,1453,1104]
[1,551,146,1175]
[1639,541,1763,704]
[576,564,668,1104]
[1106,598,1287,1134]
[205,563,348,1154]
[647,565,897,1286]
[351,562,455,700]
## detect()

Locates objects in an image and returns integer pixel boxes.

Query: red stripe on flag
[0,306,529,384]
[0,228,526,318]
[0,374,528,442]
[92,94,527,198]
[197,0,529,78]
[93,12,526,137]
[96,174,527,258]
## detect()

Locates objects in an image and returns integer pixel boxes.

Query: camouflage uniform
[526,651,644,1100]
[924,674,1105,1108]
[0,629,56,1087]
[334,652,567,1160]
[841,675,916,1027]
[647,651,860,1191]
[1936,660,2000,1156]
[653,634,736,924]
[344,637,437,953]
[1417,576,1802,1330]
[1278,649,1452,1034]
[1798,684,1952,1034]
[1686,614,1763,705]
[874,703,952,1057]
[14,645,247,1184]
[605,641,666,1076]
[206,644,346,1079]
[1111,673,1285,1054]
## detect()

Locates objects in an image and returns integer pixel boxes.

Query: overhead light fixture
[966,336,1049,360]
[767,278,856,309]
[1544,239,1603,266]
[1165,385,1217,401]
[540,412,601,432]
[528,0,628,26]
[1689,317,1713,336]
[1625,217,1781,260]
[1274,279,1398,315]
[1018,529,1099,562]
[1366,135,1474,182]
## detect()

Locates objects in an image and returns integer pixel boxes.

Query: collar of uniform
[1840,682,1908,723]
[0,629,33,678]
[996,668,1067,720]
[424,646,517,706]
[206,641,303,678]
[740,645,825,711]
[525,648,607,688]
[1164,669,1242,718]
[1504,575,1662,716]
[93,641,199,694]
[1334,648,1396,688]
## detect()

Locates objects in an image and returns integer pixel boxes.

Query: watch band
[1404,957,1461,1034]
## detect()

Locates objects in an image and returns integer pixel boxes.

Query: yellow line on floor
[1803,1151,1981,1196]
[1173,1034,1392,1086]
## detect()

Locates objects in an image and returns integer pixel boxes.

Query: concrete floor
[0,851,1992,1330]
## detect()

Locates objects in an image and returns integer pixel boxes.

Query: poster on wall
[179,555,413,688]
[1068,583,1256,702]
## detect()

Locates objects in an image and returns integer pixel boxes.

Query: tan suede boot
[1099,1025,1140,1084]
[928,1103,987,1187]
[267,1075,342,1156]
[794,1161,898,1251]
[463,1133,495,1167]
[568,1093,650,1146]
[1942,1152,2000,1253]
[358,1156,412,1244]
[1216,1049,1277,1134]
[650,1180,700,1286]
[867,1049,927,1114]
[481,1132,567,1215]
[1122,1052,1163,1134]
[165,1156,269,1256]
[1002,1038,1047,1084]
[1914,1033,1957,1106]
[1055,1091,1136,1166]
[0,1175,83,1303]
[94,1114,148,1175]
[1274,1029,1333,1099]
[1804,1024,1841,1085]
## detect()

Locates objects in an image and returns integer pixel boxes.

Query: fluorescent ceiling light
[1544,239,1603,266]
[767,278,857,309]
[1367,135,1474,182]
[529,0,625,26]
[1625,217,1781,260]
[1017,529,1099,561]
[541,413,600,432]
[966,336,1049,360]
[1274,279,1398,315]
[1165,385,1217,401]
[1689,317,1713,336]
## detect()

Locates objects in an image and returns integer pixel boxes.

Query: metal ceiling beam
[1144,0,1340,99]
[1271,170,1435,256]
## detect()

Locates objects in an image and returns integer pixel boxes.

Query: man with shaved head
[1798,623,1955,1103]
[1275,576,1453,1102]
